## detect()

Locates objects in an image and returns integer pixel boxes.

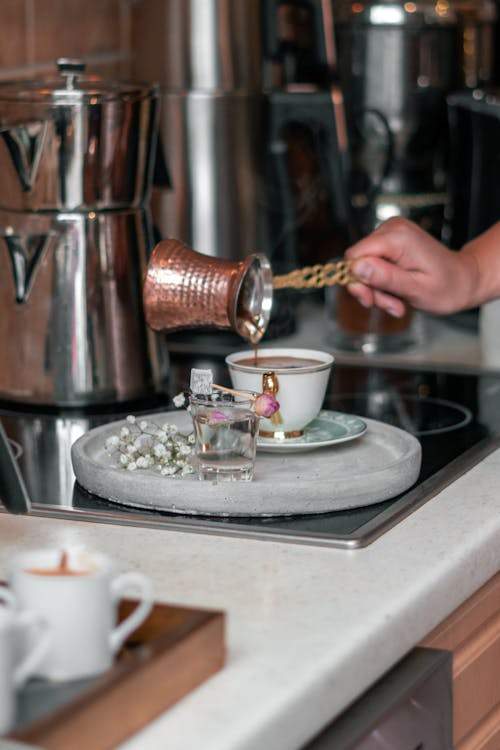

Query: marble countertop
[2,442,500,749]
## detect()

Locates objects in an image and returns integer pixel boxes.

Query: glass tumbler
[189,391,259,481]
[326,285,425,354]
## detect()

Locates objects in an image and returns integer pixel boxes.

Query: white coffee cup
[6,548,154,682]
[226,347,334,438]
[0,588,50,733]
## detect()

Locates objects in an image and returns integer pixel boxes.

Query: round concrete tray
[71,411,422,517]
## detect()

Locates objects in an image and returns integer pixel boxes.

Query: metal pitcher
[0,61,168,407]
[0,59,159,212]
[0,208,168,406]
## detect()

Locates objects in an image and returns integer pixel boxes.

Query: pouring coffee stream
[142,237,354,345]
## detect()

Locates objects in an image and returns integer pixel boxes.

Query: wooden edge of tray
[8,599,226,750]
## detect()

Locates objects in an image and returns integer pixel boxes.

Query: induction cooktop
[1,359,500,548]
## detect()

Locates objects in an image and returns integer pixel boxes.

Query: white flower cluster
[105,415,195,477]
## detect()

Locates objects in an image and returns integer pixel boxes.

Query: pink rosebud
[209,410,228,424]
[254,392,280,418]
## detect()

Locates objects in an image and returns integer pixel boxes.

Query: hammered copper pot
[143,238,273,344]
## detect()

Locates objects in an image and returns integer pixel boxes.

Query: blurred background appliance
[332,0,497,238]
[132,0,353,337]
[446,87,500,248]
[0,59,168,407]
[322,0,498,353]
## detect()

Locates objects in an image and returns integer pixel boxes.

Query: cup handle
[13,611,51,688]
[109,572,154,654]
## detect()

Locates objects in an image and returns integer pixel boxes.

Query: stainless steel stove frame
[21,436,497,550]
[2,361,499,549]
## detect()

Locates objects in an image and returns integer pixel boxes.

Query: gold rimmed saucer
[256,410,367,453]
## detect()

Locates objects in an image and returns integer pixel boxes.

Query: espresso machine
[0,59,169,408]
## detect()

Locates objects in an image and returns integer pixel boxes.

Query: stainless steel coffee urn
[133,0,352,270]
[0,59,169,407]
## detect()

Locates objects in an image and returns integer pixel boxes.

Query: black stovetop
[1,358,500,548]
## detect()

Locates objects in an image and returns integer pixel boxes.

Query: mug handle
[109,572,154,654]
[13,610,51,688]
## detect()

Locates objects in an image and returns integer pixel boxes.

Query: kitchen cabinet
[421,571,500,749]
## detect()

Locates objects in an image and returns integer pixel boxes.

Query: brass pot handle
[272,259,353,290]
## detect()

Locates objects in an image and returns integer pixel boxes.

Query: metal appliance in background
[0,59,169,407]
[132,0,352,336]
[332,0,497,238]
[324,0,496,354]
[446,87,500,248]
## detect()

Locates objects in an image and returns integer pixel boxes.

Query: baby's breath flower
[105,415,194,478]
[173,392,187,408]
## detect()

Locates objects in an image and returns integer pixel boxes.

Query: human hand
[344,217,478,317]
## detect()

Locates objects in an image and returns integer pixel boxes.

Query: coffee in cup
[226,347,334,438]
[6,548,154,682]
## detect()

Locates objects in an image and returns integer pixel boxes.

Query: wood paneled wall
[0,0,141,80]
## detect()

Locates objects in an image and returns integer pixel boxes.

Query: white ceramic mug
[0,588,50,733]
[226,347,334,438]
[6,548,154,681]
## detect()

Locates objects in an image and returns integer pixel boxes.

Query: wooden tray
[6,600,226,750]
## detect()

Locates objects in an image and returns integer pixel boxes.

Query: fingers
[347,282,407,318]
[372,289,407,318]
[342,217,448,315]
[350,256,420,301]
[345,217,416,263]
[345,233,399,263]
[347,281,374,309]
